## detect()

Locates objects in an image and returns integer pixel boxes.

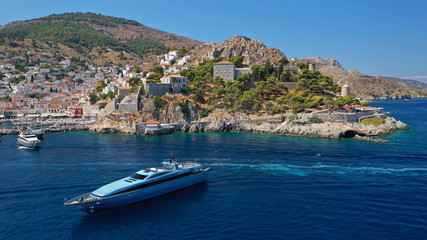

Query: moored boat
[17,131,41,148]
[27,125,44,140]
[64,154,209,213]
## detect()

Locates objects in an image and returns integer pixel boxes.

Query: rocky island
[0,13,423,141]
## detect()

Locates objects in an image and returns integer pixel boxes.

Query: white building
[160,74,187,92]
[177,55,194,65]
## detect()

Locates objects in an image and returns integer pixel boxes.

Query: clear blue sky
[1,0,426,80]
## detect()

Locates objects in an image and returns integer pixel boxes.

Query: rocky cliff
[299,57,426,99]
[92,95,201,132]
[194,35,286,65]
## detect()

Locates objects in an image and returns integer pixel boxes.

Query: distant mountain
[0,12,202,65]
[385,76,427,92]
[299,57,427,99]
[402,76,427,84]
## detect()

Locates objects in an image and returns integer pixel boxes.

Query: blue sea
[1,99,426,240]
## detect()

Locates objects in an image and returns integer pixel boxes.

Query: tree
[129,77,141,87]
[278,57,289,66]
[333,95,360,109]
[280,69,291,82]
[89,92,99,104]
[228,56,243,68]
[150,66,164,75]
[132,66,142,73]
[296,62,308,70]
[264,60,273,76]
[251,65,262,81]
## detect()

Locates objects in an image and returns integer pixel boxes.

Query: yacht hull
[65,171,207,213]
[17,137,41,148]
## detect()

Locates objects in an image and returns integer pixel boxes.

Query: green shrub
[309,116,324,124]
[199,108,210,118]
[281,115,287,122]
[361,117,385,126]
[153,96,167,108]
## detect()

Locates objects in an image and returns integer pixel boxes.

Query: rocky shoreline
[88,115,409,141]
[1,115,408,142]
[179,116,408,139]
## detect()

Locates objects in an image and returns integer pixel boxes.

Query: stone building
[214,60,235,81]
[144,75,188,97]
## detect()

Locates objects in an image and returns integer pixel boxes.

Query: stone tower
[309,63,316,71]
[341,84,350,97]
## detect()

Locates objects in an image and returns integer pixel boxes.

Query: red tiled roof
[144,120,160,124]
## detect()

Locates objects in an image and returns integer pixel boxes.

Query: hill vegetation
[0,18,166,57]
[0,12,202,66]
[179,57,347,115]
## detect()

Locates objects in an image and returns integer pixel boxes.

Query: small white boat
[17,131,41,148]
[65,154,209,213]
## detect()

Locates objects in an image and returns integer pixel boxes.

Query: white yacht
[17,131,41,148]
[65,155,209,213]
[27,126,44,140]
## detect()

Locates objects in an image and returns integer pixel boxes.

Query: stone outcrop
[299,57,426,99]
[180,116,408,140]
[194,35,286,65]
[92,95,201,132]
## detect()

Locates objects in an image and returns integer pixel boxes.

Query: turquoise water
[0,99,426,239]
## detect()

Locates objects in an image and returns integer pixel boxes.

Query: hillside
[384,76,427,92]
[0,12,202,65]
[299,57,426,99]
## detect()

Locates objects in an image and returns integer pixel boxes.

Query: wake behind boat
[65,154,209,213]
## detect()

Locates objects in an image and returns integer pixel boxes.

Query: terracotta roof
[162,74,185,78]
[144,120,160,124]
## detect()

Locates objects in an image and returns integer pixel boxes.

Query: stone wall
[313,110,386,123]
[116,103,138,113]
[145,83,171,96]
[104,98,117,114]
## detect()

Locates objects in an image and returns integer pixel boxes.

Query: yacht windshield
[130,173,148,180]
